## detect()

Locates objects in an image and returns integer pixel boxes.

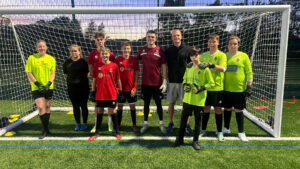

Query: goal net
[0,6,290,137]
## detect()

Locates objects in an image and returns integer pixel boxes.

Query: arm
[117,79,122,91]
[214,54,227,72]
[92,78,96,91]
[88,64,93,78]
[49,71,55,82]
[161,63,167,80]
[204,68,215,89]
[27,72,38,83]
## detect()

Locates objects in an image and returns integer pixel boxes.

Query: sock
[159,121,164,125]
[111,114,119,133]
[236,112,244,133]
[45,113,50,132]
[144,121,148,125]
[96,114,103,132]
[202,112,210,130]
[117,109,123,126]
[224,110,232,129]
[215,113,223,132]
[108,115,112,123]
[39,114,47,132]
[130,109,136,125]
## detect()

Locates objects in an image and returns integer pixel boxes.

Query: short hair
[208,34,220,41]
[171,29,182,35]
[99,47,111,54]
[228,35,241,46]
[35,40,47,47]
[69,45,83,58]
[121,41,131,47]
[94,32,105,39]
[189,47,201,56]
[146,30,157,35]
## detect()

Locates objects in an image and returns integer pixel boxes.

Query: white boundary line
[1,136,300,141]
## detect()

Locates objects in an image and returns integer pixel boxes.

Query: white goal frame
[0,5,290,137]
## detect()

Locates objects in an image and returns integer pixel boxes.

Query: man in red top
[137,30,167,134]
[89,47,122,140]
[115,42,140,132]
[88,32,115,133]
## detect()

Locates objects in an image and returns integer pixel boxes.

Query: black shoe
[192,141,201,150]
[174,139,184,147]
[39,130,48,139]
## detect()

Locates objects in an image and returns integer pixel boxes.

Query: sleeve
[218,53,227,70]
[134,57,140,71]
[204,68,215,89]
[25,56,32,73]
[160,49,167,64]
[88,51,93,65]
[244,54,253,81]
[109,52,116,63]
[63,59,68,74]
[182,69,188,84]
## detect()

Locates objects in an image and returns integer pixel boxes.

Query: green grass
[0,100,300,168]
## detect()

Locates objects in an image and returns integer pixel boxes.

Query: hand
[44,81,52,89]
[193,84,206,94]
[198,63,208,69]
[245,85,252,97]
[131,82,138,97]
[183,83,191,92]
[89,91,96,102]
[118,91,125,101]
[160,79,167,93]
[34,81,46,93]
[207,63,215,69]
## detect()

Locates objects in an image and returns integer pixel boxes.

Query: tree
[98,22,105,32]
[85,20,96,40]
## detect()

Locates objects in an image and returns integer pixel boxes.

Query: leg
[117,104,123,128]
[175,103,190,146]
[108,107,122,139]
[192,106,202,150]
[80,96,89,130]
[153,87,166,133]
[200,106,211,136]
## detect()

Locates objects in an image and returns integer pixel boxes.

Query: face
[36,42,47,55]
[228,38,239,52]
[95,37,106,48]
[208,38,219,49]
[121,45,131,56]
[146,33,157,46]
[190,54,200,62]
[171,30,182,44]
[70,47,80,58]
[101,51,110,62]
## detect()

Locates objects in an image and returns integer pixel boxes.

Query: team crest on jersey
[120,66,124,72]
[214,57,217,61]
[198,71,201,75]
[98,73,103,78]
[236,58,240,62]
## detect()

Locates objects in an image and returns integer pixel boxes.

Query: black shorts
[32,90,54,100]
[182,102,204,116]
[141,85,164,101]
[205,91,223,107]
[223,91,246,110]
[117,91,137,104]
[95,100,117,108]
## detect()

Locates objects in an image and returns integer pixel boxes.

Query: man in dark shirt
[165,29,191,133]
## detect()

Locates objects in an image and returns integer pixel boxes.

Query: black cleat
[174,139,184,147]
[38,130,48,139]
[192,141,201,150]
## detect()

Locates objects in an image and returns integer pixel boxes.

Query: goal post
[0,5,290,137]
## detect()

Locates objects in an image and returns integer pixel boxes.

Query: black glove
[207,63,215,69]
[245,85,252,97]
[186,62,193,68]
[193,84,206,94]
[35,81,47,93]
[44,81,52,89]
[89,91,96,102]
[183,83,191,92]
[198,63,208,69]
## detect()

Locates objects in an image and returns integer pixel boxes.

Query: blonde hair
[228,35,241,46]
[208,34,220,41]
[100,47,111,54]
[69,45,83,58]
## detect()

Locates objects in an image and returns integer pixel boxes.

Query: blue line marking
[0,144,300,148]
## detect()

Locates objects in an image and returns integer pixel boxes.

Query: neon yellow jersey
[224,52,253,92]
[200,50,227,91]
[25,53,56,91]
[182,66,215,107]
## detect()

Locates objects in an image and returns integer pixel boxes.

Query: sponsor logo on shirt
[98,67,101,70]
[227,65,238,72]
[109,68,112,73]
[236,58,240,62]
[154,50,161,58]
[140,52,147,56]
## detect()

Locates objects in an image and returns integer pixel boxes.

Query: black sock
[96,113,103,132]
[201,112,210,130]
[224,110,232,129]
[39,114,47,131]
[215,114,222,132]
[117,109,123,126]
[111,114,119,134]
[236,112,244,133]
[130,109,136,125]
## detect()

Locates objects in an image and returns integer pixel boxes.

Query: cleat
[88,133,99,141]
[74,123,81,131]
[140,124,148,133]
[217,132,225,142]
[132,125,138,132]
[115,133,122,140]
[159,124,167,134]
[238,132,248,142]
[38,130,48,139]
[166,122,174,132]
[185,124,193,134]
[80,123,87,131]
[199,130,206,137]
[90,125,96,133]
[108,121,113,132]
[222,127,231,134]
[192,141,201,150]
[174,139,184,147]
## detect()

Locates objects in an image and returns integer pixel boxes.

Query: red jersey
[88,49,115,66]
[137,45,166,86]
[93,62,120,101]
[115,56,140,92]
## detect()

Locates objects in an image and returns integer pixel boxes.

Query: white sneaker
[217,132,225,142]
[222,127,231,134]
[140,124,149,133]
[238,132,248,142]
[159,124,167,134]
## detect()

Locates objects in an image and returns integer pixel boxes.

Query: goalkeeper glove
[44,81,52,89]
[159,79,167,93]
[131,82,138,97]
[198,63,208,69]
[186,62,193,68]
[193,84,206,94]
[183,83,191,92]
[245,85,252,97]
[35,81,46,93]
[207,63,215,69]
[89,91,96,102]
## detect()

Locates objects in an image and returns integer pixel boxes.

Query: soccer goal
[0,5,290,137]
